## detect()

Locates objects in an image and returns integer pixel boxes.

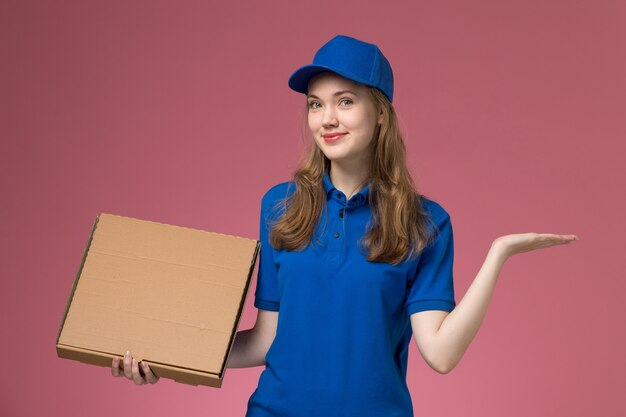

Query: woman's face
[307,72,382,167]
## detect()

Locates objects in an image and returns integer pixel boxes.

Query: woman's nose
[322,107,338,127]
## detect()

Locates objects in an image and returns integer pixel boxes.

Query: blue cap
[288,35,394,103]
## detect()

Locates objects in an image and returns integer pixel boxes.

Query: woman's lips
[323,133,347,142]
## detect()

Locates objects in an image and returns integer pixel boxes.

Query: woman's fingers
[494,233,578,258]
[123,351,133,379]
[131,358,145,385]
[140,361,160,384]
[112,356,122,377]
[112,350,158,385]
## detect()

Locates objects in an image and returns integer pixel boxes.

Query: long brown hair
[268,86,438,266]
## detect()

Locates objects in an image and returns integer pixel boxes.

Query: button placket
[326,184,366,266]
[327,198,343,254]
[326,191,348,266]
[321,170,369,267]
[341,200,348,240]
[338,191,348,241]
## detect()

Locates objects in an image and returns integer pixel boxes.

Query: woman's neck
[328,162,370,199]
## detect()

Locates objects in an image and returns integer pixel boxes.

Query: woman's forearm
[434,243,508,373]
[226,328,268,369]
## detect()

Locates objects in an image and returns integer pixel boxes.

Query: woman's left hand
[492,233,578,259]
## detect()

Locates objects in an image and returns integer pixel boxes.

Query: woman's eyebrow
[307,90,359,99]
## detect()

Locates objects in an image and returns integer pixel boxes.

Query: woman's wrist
[489,239,510,265]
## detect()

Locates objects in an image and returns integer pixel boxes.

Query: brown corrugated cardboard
[57,213,260,387]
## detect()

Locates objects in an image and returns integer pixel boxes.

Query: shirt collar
[322,167,370,207]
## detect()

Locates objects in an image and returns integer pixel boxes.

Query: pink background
[2,1,624,416]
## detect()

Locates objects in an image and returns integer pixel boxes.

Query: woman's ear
[378,108,383,124]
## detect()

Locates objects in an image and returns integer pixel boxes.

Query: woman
[112,35,577,417]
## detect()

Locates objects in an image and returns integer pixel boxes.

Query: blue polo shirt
[246,168,456,417]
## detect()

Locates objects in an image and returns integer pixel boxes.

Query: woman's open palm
[493,233,578,258]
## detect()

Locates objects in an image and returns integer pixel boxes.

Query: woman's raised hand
[111,350,160,385]
[492,233,578,259]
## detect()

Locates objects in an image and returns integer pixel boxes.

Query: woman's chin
[322,152,349,162]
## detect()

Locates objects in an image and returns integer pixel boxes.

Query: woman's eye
[308,99,351,109]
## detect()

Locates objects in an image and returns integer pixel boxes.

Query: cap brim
[288,64,369,95]
[288,65,334,94]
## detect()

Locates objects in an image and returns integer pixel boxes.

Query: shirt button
[333,232,340,238]
[339,210,344,218]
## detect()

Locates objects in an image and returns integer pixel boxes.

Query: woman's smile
[323,133,347,142]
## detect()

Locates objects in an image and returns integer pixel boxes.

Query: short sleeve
[405,206,456,316]
[253,192,281,311]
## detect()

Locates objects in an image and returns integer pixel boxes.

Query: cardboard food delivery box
[56,213,260,388]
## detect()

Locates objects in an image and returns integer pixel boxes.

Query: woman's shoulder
[417,194,451,223]
[260,180,297,215]
[262,180,296,201]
